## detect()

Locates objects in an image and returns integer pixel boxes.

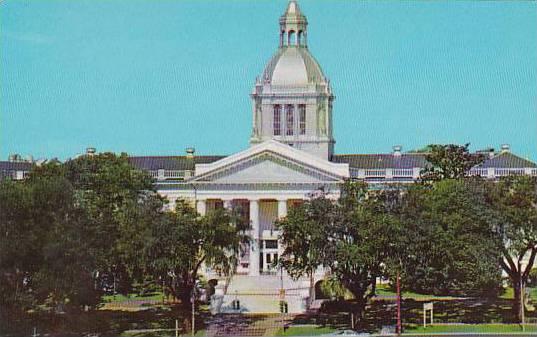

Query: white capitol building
[128,1,537,313]
[0,0,534,314]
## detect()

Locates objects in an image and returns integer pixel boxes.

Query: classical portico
[195,197,291,276]
[164,140,348,277]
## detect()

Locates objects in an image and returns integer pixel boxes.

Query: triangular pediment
[190,140,349,184]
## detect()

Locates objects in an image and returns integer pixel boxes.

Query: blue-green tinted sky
[1,0,536,160]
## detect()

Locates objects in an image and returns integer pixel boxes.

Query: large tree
[397,179,502,297]
[0,179,37,312]
[420,143,484,182]
[331,182,402,324]
[0,152,162,313]
[277,195,336,306]
[145,200,249,305]
[61,152,157,290]
[0,171,98,312]
[485,176,537,321]
[278,181,401,326]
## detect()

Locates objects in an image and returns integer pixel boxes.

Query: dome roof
[262,47,326,86]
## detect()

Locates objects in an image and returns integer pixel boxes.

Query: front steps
[210,274,311,314]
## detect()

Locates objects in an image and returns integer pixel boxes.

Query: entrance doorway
[260,239,279,274]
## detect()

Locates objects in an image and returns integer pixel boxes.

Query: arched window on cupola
[280,30,285,47]
[297,31,303,46]
[288,30,296,46]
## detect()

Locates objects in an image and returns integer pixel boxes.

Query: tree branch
[522,247,537,280]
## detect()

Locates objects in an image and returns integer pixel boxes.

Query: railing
[146,167,537,182]
[365,169,385,177]
[469,168,489,176]
[392,169,413,177]
[149,170,186,180]
[164,170,185,179]
[494,168,525,176]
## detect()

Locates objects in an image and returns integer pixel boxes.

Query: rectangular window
[299,104,306,135]
[286,104,294,136]
[273,105,281,136]
[265,240,278,249]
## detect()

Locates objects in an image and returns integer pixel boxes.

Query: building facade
[125,1,537,313]
[2,1,536,313]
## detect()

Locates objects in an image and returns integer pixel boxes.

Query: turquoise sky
[1,0,536,160]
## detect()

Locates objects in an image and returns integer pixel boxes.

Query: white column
[249,199,260,276]
[223,199,233,210]
[196,199,207,216]
[277,199,288,260]
[277,199,287,219]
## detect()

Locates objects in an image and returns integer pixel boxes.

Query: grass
[102,292,165,303]
[375,284,458,301]
[500,286,537,300]
[275,325,336,336]
[407,323,537,333]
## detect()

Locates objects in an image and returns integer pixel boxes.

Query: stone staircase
[212,274,310,314]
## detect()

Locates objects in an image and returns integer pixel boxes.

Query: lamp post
[521,277,525,331]
[396,271,402,335]
[191,285,196,336]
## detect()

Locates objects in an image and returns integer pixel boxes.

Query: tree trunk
[175,282,194,307]
[513,278,524,323]
[353,299,367,330]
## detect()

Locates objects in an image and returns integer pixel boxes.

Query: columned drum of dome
[250,0,335,160]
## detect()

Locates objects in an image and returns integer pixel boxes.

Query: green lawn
[500,286,537,300]
[375,284,458,301]
[275,325,336,336]
[274,323,537,336]
[102,292,165,303]
[407,323,537,333]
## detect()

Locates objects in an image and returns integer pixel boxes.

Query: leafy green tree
[421,144,484,182]
[145,200,249,305]
[331,182,402,325]
[398,179,502,297]
[0,179,35,312]
[29,173,98,309]
[278,181,401,326]
[0,152,162,313]
[61,152,156,290]
[485,176,537,321]
[0,170,100,312]
[277,196,336,306]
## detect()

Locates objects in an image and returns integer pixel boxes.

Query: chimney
[86,147,96,156]
[489,148,495,159]
[186,147,195,159]
[392,145,402,157]
[500,144,510,154]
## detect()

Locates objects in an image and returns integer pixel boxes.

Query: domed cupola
[250,1,335,160]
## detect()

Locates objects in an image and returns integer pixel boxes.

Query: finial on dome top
[279,0,308,48]
[286,0,300,15]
